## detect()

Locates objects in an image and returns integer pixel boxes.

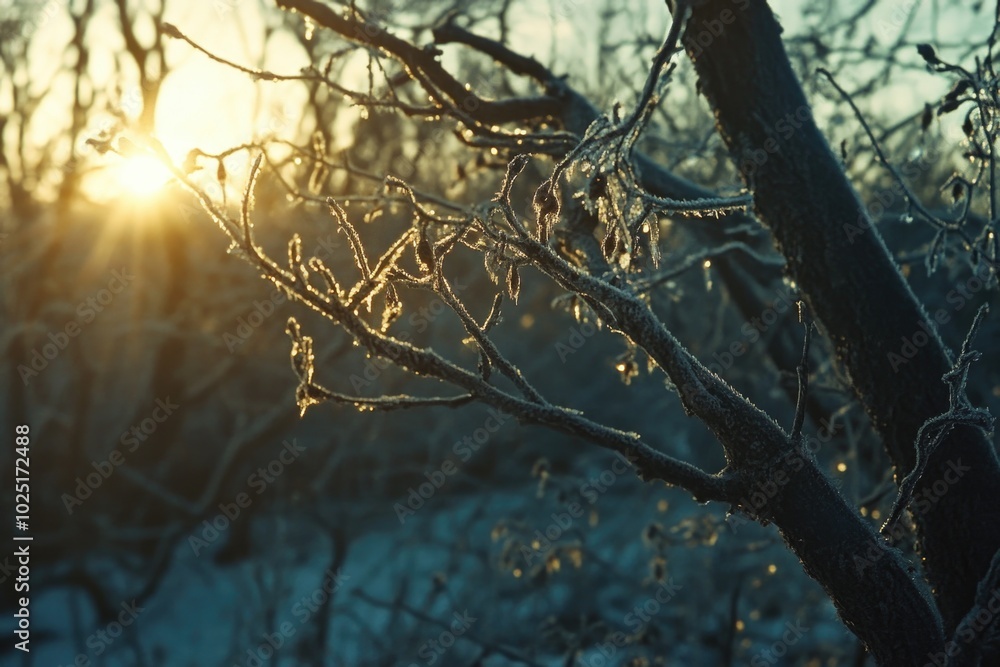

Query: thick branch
[482,186,943,665]
[679,0,1000,634]
[274,0,562,125]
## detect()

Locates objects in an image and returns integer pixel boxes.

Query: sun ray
[112,154,173,196]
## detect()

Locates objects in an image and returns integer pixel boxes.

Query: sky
[2,0,993,202]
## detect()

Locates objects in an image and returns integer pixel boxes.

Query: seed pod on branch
[506,264,521,302]
[415,226,435,273]
[532,178,560,243]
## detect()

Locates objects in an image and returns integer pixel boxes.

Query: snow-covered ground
[17,455,859,667]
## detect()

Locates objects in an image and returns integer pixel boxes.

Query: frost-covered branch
[152,145,736,504]
[151,2,962,661]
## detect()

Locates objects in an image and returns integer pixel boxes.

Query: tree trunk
[678,0,1000,632]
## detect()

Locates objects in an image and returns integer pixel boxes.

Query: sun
[113,154,173,196]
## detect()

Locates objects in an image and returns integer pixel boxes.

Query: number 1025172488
[15,425,30,533]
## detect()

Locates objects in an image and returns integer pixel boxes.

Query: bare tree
[142,0,1000,664]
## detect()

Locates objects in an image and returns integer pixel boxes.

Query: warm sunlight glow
[114,155,172,196]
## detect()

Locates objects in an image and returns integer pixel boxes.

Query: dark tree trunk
[678,0,1000,632]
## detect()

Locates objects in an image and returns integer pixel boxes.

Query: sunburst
[112,154,173,197]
